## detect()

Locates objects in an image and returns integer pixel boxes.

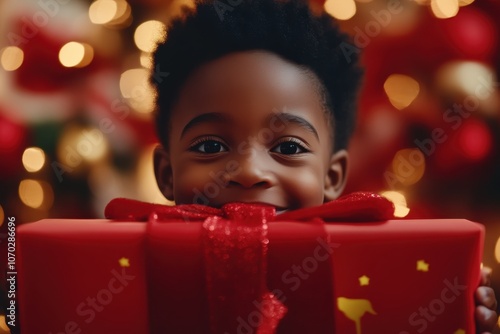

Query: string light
[431,0,459,19]
[22,147,46,172]
[0,46,24,71]
[134,20,166,53]
[59,42,94,68]
[383,74,420,110]
[380,191,410,218]
[324,0,356,20]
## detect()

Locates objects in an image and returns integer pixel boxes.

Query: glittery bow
[104,192,394,333]
[104,192,395,223]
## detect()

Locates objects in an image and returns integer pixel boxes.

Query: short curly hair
[152,0,363,151]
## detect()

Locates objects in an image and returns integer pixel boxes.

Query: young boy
[150,0,497,331]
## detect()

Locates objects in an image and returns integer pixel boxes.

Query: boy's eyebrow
[180,112,230,138]
[270,112,319,140]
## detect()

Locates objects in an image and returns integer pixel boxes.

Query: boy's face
[154,51,348,211]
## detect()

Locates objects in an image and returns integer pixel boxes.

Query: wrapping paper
[16,193,483,334]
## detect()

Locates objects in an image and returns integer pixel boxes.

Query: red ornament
[439,7,497,61]
[456,118,493,161]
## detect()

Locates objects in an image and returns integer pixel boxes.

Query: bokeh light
[0,315,9,333]
[89,0,131,27]
[22,147,46,172]
[0,205,4,228]
[380,191,410,218]
[134,20,166,53]
[57,125,110,175]
[136,144,174,205]
[89,0,118,24]
[119,68,155,113]
[1,46,24,71]
[431,0,459,19]
[18,179,54,210]
[324,0,357,20]
[383,74,420,110]
[391,148,426,186]
[458,0,474,6]
[59,42,94,68]
[494,237,500,263]
[436,61,495,99]
[457,120,492,161]
[140,52,153,69]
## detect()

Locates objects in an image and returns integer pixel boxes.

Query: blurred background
[0,0,499,331]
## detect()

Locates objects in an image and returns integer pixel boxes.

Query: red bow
[104,192,394,333]
[104,192,395,222]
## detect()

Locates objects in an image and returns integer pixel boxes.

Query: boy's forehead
[169,51,330,130]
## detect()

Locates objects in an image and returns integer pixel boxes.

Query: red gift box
[16,194,484,334]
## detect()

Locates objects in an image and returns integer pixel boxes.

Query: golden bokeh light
[140,52,153,69]
[436,61,495,99]
[384,74,420,110]
[110,0,132,26]
[22,147,46,172]
[380,191,410,218]
[0,205,4,228]
[495,237,500,263]
[59,42,94,68]
[458,0,474,6]
[431,0,459,19]
[57,125,110,176]
[1,46,24,71]
[89,0,131,27]
[391,148,425,186]
[324,0,357,20]
[134,20,166,53]
[0,315,10,332]
[136,144,174,205]
[18,179,54,210]
[89,0,117,24]
[119,68,155,113]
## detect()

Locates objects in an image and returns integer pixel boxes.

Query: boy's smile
[154,51,348,210]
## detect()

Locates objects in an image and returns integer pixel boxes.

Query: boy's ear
[324,149,348,202]
[153,145,174,201]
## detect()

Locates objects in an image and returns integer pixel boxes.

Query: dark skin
[154,51,497,332]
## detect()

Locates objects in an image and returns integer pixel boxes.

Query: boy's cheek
[281,170,325,208]
[173,166,226,205]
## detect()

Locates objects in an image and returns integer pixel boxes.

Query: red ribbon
[105,192,394,333]
[105,192,395,223]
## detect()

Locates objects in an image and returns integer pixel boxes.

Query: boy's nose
[229,151,275,189]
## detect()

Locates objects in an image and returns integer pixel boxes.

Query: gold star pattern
[454,329,465,334]
[416,259,429,272]
[359,275,370,286]
[119,257,130,267]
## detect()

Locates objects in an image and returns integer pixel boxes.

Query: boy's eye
[190,139,228,154]
[271,140,309,155]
